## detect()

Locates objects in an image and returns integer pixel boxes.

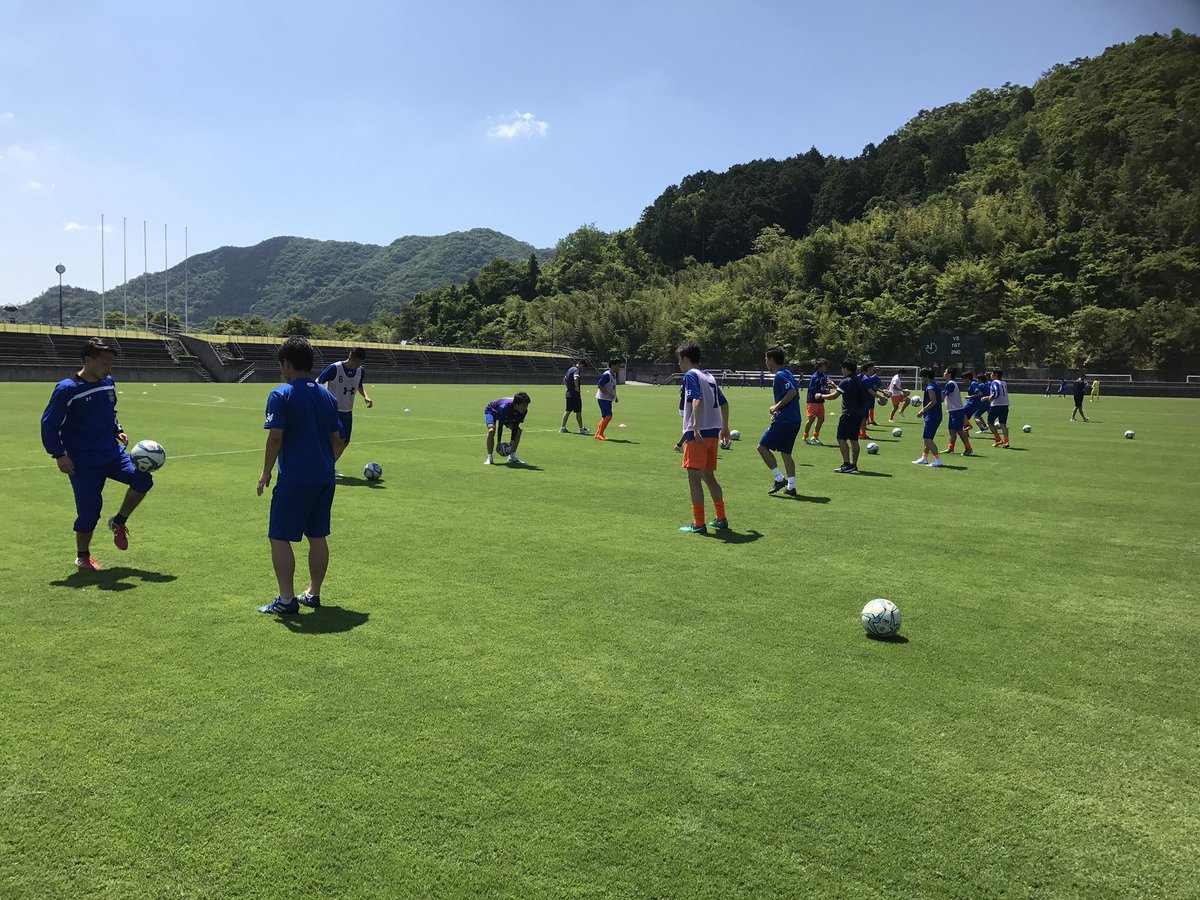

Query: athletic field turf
[2,381,1197,899]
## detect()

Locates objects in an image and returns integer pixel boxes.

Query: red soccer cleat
[75,556,101,572]
[107,517,129,551]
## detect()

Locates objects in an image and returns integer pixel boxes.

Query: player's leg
[261,485,307,612]
[561,406,570,432]
[269,540,297,602]
[849,437,861,469]
[105,454,153,550]
[69,465,106,569]
[485,416,497,463]
[812,410,825,445]
[680,465,707,532]
[759,427,786,492]
[508,425,523,462]
[333,411,352,463]
[702,468,727,528]
[298,484,334,606]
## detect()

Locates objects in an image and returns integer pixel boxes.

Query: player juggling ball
[484,393,531,465]
[40,337,155,571]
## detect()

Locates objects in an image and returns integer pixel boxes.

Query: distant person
[887,370,910,421]
[676,340,731,533]
[911,366,944,466]
[987,369,1011,448]
[40,337,156,571]
[943,367,974,456]
[560,359,588,433]
[257,337,342,615]
[972,370,993,434]
[1071,373,1090,421]
[1091,379,1100,402]
[759,371,766,389]
[803,358,831,445]
[594,361,620,440]
[1045,378,1053,397]
[821,359,869,474]
[317,347,374,477]
[1058,377,1068,399]
[484,393,530,465]
[757,346,801,496]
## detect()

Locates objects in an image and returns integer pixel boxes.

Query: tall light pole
[55,264,66,327]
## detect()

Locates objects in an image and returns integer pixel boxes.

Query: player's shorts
[565,394,582,413]
[269,482,335,542]
[682,436,719,471]
[835,415,860,441]
[69,451,154,533]
[338,410,353,444]
[923,414,943,439]
[806,402,825,419]
[987,405,1010,426]
[597,399,613,418]
[948,410,965,432]
[890,395,903,407]
[962,401,979,418]
[760,420,801,454]
[1074,396,1085,409]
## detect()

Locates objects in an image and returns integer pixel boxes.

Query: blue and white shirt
[40,375,123,464]
[317,361,366,414]
[597,371,617,402]
[681,368,727,440]
[989,379,1010,407]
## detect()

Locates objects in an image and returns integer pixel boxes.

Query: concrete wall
[0,365,205,384]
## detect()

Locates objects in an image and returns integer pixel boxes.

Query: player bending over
[758,346,802,496]
[912,366,944,467]
[676,340,731,533]
[40,338,155,571]
[594,361,619,440]
[317,347,373,476]
[484,393,531,465]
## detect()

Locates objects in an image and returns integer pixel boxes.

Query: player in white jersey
[986,368,1011,448]
[887,371,911,421]
[317,347,374,472]
[676,340,731,534]
[942,367,974,456]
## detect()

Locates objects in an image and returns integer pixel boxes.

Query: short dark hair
[813,357,827,368]
[278,337,314,372]
[945,367,958,378]
[349,347,367,361]
[920,366,935,379]
[81,338,114,360]
[676,340,701,365]
[963,371,974,379]
[766,346,786,366]
[842,358,857,373]
[862,360,875,371]
[513,391,532,405]
[993,369,1004,378]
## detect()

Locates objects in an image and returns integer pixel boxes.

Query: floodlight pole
[55,264,66,327]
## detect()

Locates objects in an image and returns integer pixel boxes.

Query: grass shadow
[710,529,764,544]
[50,567,178,593]
[866,633,910,645]
[275,604,370,634]
[849,470,893,477]
[336,476,387,488]
[934,463,969,471]
[601,439,640,444]
[503,463,544,471]
[777,493,831,503]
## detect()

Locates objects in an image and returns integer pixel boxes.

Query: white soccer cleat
[508,454,523,465]
[930,458,944,467]
[912,457,929,465]
[559,426,568,433]
[484,455,494,465]
[579,427,590,434]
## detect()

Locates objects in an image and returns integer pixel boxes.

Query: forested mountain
[12,229,549,328]
[403,31,1200,371]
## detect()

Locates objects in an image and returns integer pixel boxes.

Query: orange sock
[692,503,705,527]
[714,500,726,521]
[963,437,973,451]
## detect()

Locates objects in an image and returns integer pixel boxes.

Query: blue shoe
[258,596,300,615]
[297,591,320,608]
[708,518,729,530]
[679,523,708,534]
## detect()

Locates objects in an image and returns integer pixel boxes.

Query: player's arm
[357,382,373,408]
[40,386,75,475]
[718,390,731,441]
[258,428,284,496]
[770,387,797,416]
[316,364,336,386]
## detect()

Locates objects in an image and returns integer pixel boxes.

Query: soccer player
[972,370,993,434]
[40,338,155,571]
[317,347,373,475]
[912,366,944,466]
[803,358,831,445]
[1058,377,1068,399]
[484,393,531,465]
[887,370,910,421]
[676,340,731,533]
[758,346,801,496]
[858,361,883,438]
[1071,373,1090,421]
[1044,378,1053,397]
[560,359,588,433]
[1091,379,1101,402]
[822,359,869,474]
[594,361,619,440]
[987,369,1011,448]
[257,337,342,615]
[942,367,973,456]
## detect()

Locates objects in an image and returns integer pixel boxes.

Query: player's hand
[365,398,373,408]
[257,471,271,496]
[720,427,731,442]
[117,431,129,447]
[56,454,74,476]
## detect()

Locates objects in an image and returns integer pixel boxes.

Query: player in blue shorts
[484,393,531,465]
[942,367,974,456]
[317,347,374,477]
[757,346,802,496]
[971,370,992,434]
[912,366,944,467]
[257,337,343,615]
[987,369,1011,448]
[40,337,155,571]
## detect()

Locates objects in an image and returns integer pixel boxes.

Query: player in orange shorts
[675,340,731,534]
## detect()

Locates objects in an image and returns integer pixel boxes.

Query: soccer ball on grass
[861,598,902,637]
[363,461,383,481]
[866,442,879,455]
[1124,430,1135,440]
[1022,424,1032,433]
[730,430,741,441]
[892,427,903,438]
[129,440,166,472]
[498,441,513,456]
[719,437,732,450]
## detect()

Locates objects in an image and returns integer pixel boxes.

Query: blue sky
[1,0,1196,306]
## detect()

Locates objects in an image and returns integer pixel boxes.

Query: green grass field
[2,379,1198,899]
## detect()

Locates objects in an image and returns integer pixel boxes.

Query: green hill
[11,229,550,327]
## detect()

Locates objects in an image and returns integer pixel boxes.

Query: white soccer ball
[363,461,383,481]
[498,441,513,456]
[730,430,741,441]
[719,437,732,450]
[892,427,903,438]
[1124,430,1135,440]
[910,393,922,405]
[129,439,166,472]
[861,598,902,637]
[866,442,879,455]
[1023,424,1032,433]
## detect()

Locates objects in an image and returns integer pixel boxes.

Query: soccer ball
[363,461,383,481]
[129,439,166,472]
[866,442,879,455]
[877,395,888,406]
[1124,430,1135,440]
[730,430,741,441]
[892,427,903,438]
[1023,424,1032,433]
[498,441,513,456]
[861,598,902,637]
[719,437,732,450]
[910,393,922,405]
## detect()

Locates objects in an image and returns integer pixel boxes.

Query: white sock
[787,476,795,489]
[772,467,784,481]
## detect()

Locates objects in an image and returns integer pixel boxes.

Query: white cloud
[1,112,13,123]
[21,179,52,191]
[487,111,549,140]
[7,143,36,161]
[63,221,111,233]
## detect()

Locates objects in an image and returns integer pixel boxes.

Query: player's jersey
[485,398,527,427]
[836,374,868,415]
[317,361,365,413]
[40,375,124,464]
[564,365,580,397]
[682,368,726,439]
[597,371,617,402]
[1074,378,1086,400]
[989,379,1010,407]
[772,368,801,423]
[943,379,963,411]
[888,374,905,397]
[807,371,829,403]
[264,378,340,486]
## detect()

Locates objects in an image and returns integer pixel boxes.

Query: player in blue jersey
[594,361,619,440]
[757,346,802,496]
[942,367,974,456]
[971,370,992,434]
[484,393,531,465]
[257,338,343,615]
[317,347,374,477]
[40,338,155,571]
[802,358,830,445]
[912,366,944,466]
[676,340,731,533]
[818,359,869,473]
[857,362,884,439]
